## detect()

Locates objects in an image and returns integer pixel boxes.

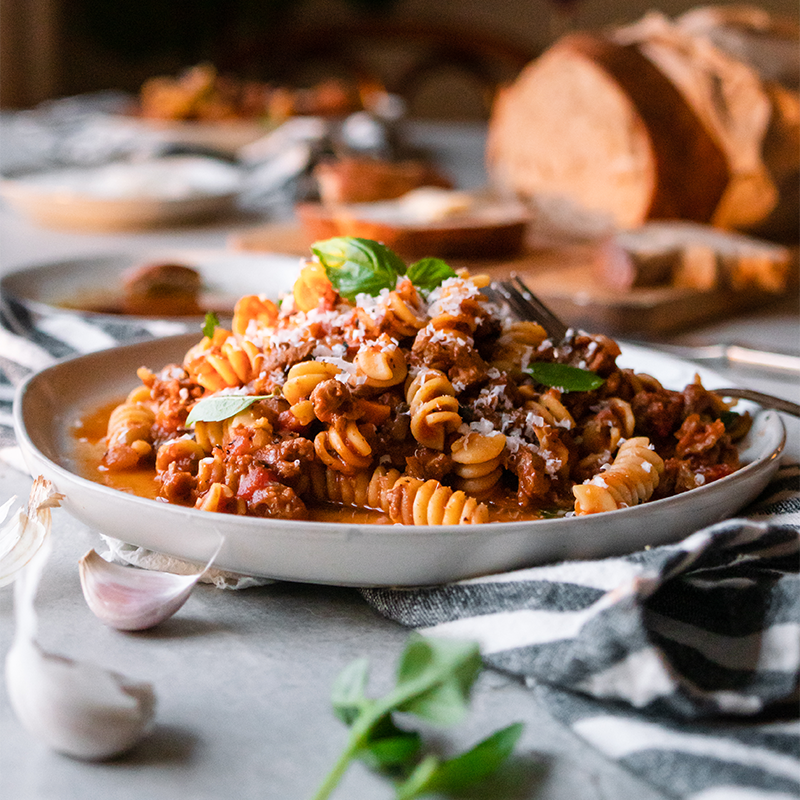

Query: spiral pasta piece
[103,391,156,468]
[186,336,264,393]
[310,465,401,511]
[357,278,426,338]
[232,295,279,337]
[524,390,575,430]
[494,321,548,370]
[425,272,487,342]
[572,437,665,515]
[193,420,226,453]
[293,261,335,312]
[314,418,373,474]
[405,369,462,450]
[450,431,506,495]
[354,335,407,388]
[581,398,636,454]
[388,477,488,525]
[193,406,271,454]
[283,360,341,405]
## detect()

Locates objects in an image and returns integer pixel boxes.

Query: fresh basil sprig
[311,237,457,300]
[527,362,605,393]
[186,394,274,425]
[202,310,220,339]
[312,237,406,301]
[406,257,457,292]
[311,635,523,800]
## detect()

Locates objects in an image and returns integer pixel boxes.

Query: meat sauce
[73,399,550,524]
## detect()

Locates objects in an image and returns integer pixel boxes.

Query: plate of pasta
[14,238,785,586]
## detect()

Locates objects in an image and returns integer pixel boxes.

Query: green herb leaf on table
[331,657,371,726]
[312,237,407,301]
[408,722,525,797]
[361,731,422,772]
[202,310,220,338]
[186,395,274,425]
[394,636,481,726]
[527,362,605,393]
[310,635,523,800]
[406,258,457,292]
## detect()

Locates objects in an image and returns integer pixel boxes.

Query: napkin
[1,308,798,800]
[363,501,800,800]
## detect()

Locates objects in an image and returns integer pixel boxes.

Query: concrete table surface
[0,120,797,800]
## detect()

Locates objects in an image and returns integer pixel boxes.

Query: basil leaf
[331,657,371,726]
[311,237,406,301]
[527,362,605,393]
[406,257,457,292]
[418,722,525,795]
[313,635,521,800]
[394,755,440,800]
[394,637,481,725]
[202,310,220,338]
[186,394,273,425]
[359,732,421,770]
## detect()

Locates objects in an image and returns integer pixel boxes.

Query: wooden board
[229,222,788,336]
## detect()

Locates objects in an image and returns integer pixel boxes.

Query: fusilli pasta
[96,238,749,526]
[572,437,665,514]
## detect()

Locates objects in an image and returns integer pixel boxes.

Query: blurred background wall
[2,0,798,115]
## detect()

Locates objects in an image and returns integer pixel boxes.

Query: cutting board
[230,221,793,336]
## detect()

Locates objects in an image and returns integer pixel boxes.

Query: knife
[624,341,800,374]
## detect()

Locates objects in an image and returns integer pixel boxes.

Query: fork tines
[491,274,570,343]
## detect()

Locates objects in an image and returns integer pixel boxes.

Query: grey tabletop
[0,120,797,800]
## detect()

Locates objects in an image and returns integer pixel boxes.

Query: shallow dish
[1,249,301,340]
[13,336,785,587]
[0,157,244,231]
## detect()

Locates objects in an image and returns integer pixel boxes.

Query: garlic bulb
[79,540,222,630]
[4,477,156,760]
[5,637,156,760]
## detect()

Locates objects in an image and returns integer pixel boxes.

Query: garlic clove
[79,541,221,631]
[5,636,156,760]
[0,477,63,587]
[6,491,156,763]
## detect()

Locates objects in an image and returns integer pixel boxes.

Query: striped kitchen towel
[363,504,800,799]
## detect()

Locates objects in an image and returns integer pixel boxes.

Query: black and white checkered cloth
[2,312,798,800]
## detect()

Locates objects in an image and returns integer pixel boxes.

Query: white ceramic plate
[13,336,785,587]
[1,249,301,337]
[0,157,244,231]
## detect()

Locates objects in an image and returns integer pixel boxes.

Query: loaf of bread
[595,221,796,293]
[677,4,799,88]
[486,6,799,241]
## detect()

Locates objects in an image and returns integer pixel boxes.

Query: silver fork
[488,274,800,418]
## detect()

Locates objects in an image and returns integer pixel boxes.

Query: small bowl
[295,194,530,259]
